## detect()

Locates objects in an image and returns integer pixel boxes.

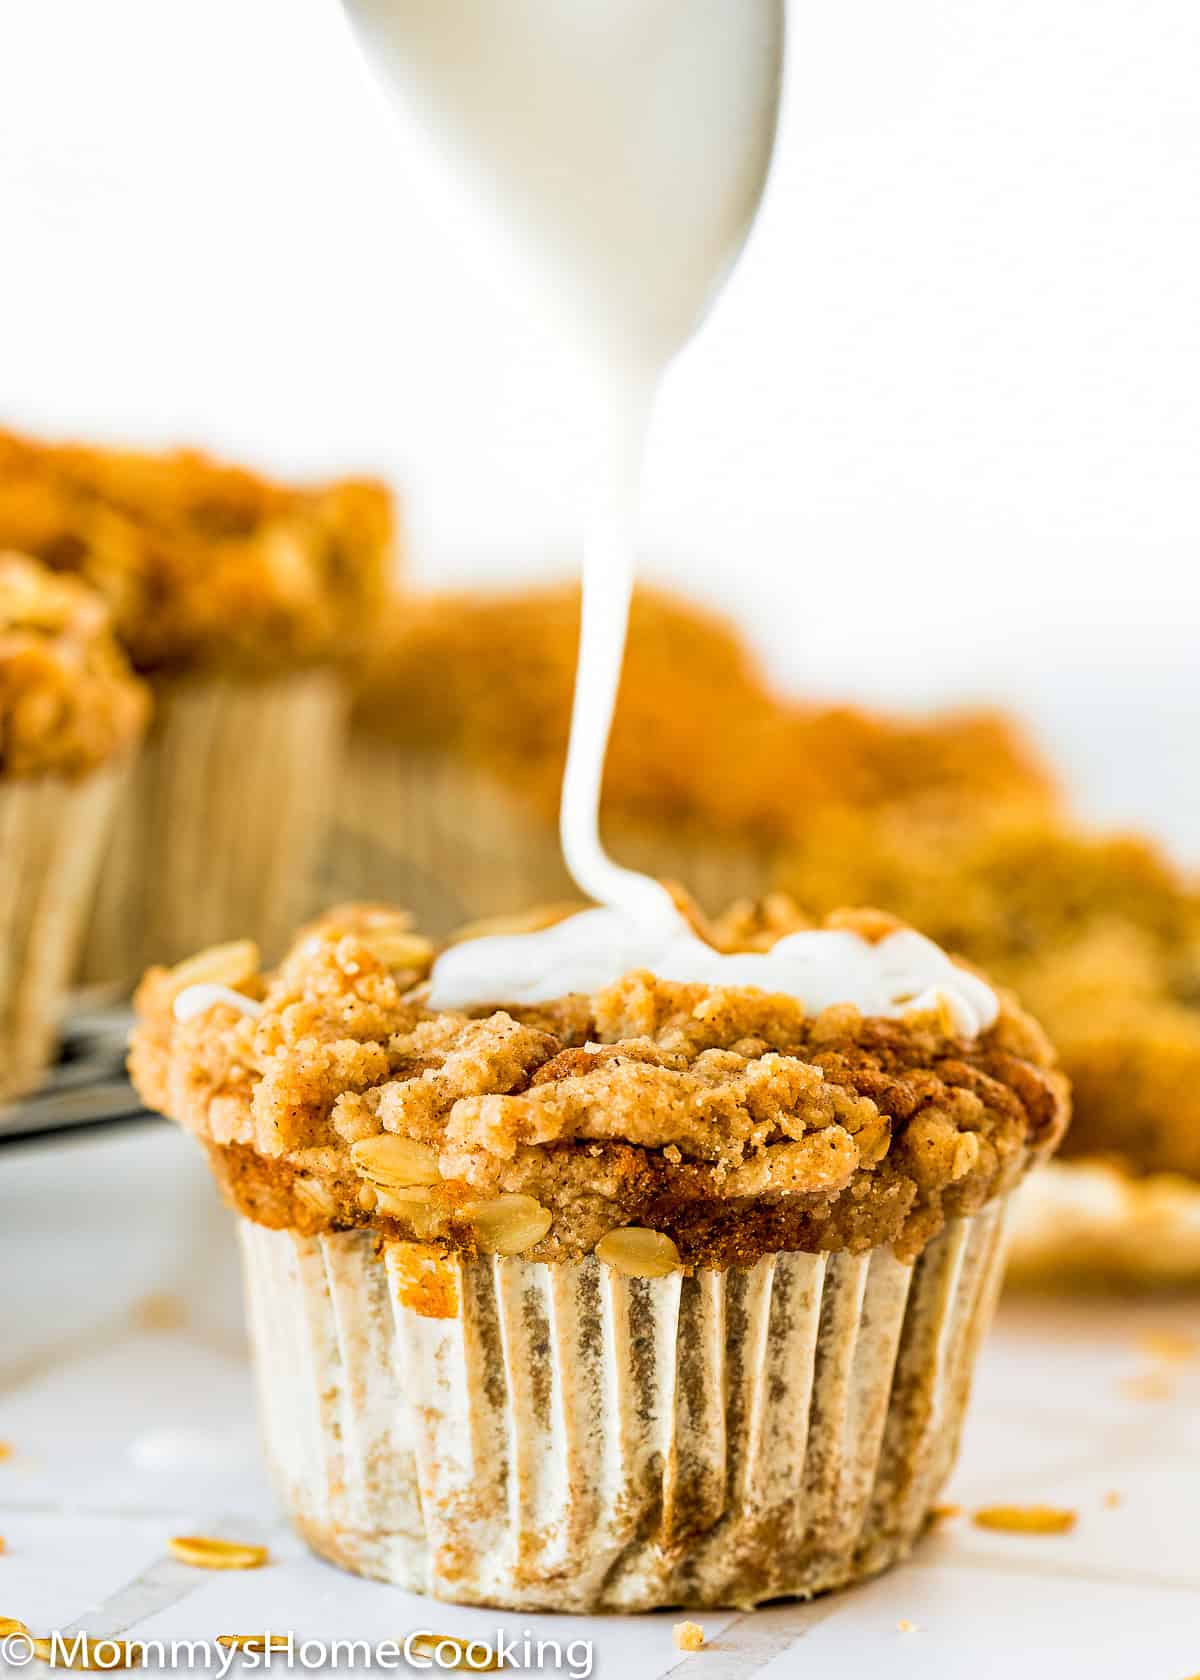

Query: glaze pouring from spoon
[334,0,997,1034]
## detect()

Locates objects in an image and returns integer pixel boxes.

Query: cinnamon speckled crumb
[129,898,1069,1268]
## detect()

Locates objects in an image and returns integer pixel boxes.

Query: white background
[1,0,1198,854]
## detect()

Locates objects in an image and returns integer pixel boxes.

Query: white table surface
[3,1127,1199,1680]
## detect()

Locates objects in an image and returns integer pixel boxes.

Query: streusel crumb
[673,1623,706,1653]
[130,899,1069,1267]
[352,584,1056,836]
[0,552,148,777]
[0,429,393,674]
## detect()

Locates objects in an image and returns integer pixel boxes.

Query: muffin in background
[774,806,1200,1284]
[0,553,147,1098]
[334,582,1058,930]
[130,899,1069,1610]
[0,430,395,983]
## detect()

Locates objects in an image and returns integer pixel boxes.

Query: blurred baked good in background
[335,581,1057,928]
[0,430,396,983]
[774,808,1200,1284]
[0,552,147,1097]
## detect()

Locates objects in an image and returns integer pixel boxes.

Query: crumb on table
[973,1505,1077,1536]
[673,1622,706,1653]
[1135,1328,1199,1364]
[1122,1370,1175,1403]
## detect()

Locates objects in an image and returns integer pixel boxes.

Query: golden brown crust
[0,429,394,675]
[352,584,1056,837]
[0,552,149,778]
[774,807,1200,1179]
[129,900,1069,1266]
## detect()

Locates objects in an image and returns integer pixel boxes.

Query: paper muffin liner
[238,1197,1009,1612]
[1007,1159,1200,1288]
[327,741,770,935]
[0,762,127,1100]
[81,669,346,986]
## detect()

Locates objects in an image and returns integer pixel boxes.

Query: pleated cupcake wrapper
[1007,1159,1200,1288]
[0,763,127,1100]
[82,669,347,986]
[326,741,770,935]
[239,1198,1009,1612]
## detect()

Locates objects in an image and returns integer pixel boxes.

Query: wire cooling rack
[0,1005,155,1145]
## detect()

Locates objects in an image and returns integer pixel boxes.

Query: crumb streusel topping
[130,900,1069,1267]
[351,584,1056,837]
[0,552,149,778]
[0,430,394,674]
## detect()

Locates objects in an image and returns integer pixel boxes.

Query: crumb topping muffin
[0,430,393,674]
[0,552,148,778]
[130,901,1069,1268]
[352,584,1056,837]
[775,808,1200,1181]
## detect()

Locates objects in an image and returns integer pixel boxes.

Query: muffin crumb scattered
[973,1505,1077,1536]
[404,1635,503,1671]
[130,1292,189,1333]
[1135,1329,1199,1364]
[168,1536,269,1571]
[896,1620,918,1633]
[1122,1370,1175,1403]
[1103,1490,1123,1510]
[673,1622,706,1653]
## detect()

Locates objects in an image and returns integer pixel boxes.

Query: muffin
[0,429,394,983]
[773,807,1200,1284]
[334,584,1057,931]
[130,899,1068,1611]
[0,553,147,1098]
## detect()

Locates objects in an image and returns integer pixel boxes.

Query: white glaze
[339,0,784,365]
[427,903,997,1036]
[340,2,997,1037]
[173,984,263,1024]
